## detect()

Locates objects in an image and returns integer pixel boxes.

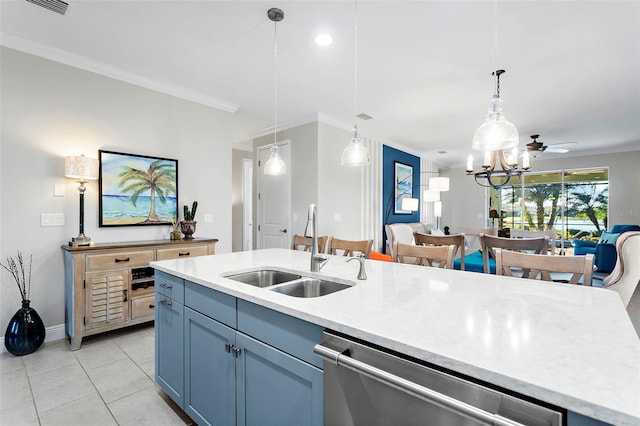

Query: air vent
[26,0,68,15]
[357,113,373,120]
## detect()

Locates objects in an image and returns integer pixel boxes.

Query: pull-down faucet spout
[304,204,328,272]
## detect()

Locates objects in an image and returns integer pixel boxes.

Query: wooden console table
[62,238,218,350]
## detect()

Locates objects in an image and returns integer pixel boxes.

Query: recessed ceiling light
[315,34,333,46]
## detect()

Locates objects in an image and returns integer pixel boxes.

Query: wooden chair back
[291,234,327,253]
[481,234,549,274]
[414,232,465,271]
[393,242,456,269]
[459,227,497,252]
[511,229,557,255]
[327,237,373,258]
[495,249,594,286]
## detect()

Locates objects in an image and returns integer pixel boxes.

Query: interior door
[257,142,291,249]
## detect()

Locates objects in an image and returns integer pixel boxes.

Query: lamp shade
[400,197,419,212]
[264,144,287,176]
[423,190,440,202]
[428,177,449,192]
[433,201,442,218]
[64,155,98,180]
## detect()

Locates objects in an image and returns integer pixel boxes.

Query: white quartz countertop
[151,248,640,425]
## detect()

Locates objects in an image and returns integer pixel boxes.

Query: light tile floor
[0,324,193,426]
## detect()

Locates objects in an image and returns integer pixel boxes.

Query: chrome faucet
[304,204,328,272]
[347,253,367,280]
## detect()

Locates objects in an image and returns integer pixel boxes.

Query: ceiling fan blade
[546,147,570,153]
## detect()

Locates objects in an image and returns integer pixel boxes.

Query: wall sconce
[65,155,98,246]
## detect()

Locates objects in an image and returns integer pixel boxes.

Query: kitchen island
[151,248,640,426]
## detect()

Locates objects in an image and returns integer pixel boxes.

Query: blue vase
[4,300,45,356]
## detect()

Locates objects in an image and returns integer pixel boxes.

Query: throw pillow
[431,228,445,236]
[598,231,620,245]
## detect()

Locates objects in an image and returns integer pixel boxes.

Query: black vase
[4,300,46,356]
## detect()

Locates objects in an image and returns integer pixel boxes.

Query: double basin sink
[223,269,354,298]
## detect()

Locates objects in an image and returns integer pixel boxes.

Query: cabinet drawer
[185,281,236,328]
[132,295,156,319]
[238,299,324,369]
[155,270,185,303]
[156,245,210,261]
[86,250,154,271]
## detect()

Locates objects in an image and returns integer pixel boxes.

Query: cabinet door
[155,292,184,407]
[85,270,129,329]
[237,332,323,426]
[184,308,236,426]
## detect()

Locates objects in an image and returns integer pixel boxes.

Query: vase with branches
[1,251,45,356]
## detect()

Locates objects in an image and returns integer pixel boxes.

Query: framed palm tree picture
[98,150,178,227]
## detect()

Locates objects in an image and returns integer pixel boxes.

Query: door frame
[242,158,253,251]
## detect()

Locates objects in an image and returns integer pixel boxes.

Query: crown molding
[1,32,239,113]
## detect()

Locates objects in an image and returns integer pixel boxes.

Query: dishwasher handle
[314,343,524,426]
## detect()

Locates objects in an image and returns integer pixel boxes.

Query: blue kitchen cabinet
[237,331,323,426]
[155,273,324,426]
[184,307,236,426]
[154,290,184,406]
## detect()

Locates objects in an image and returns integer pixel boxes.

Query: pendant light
[472,0,519,153]
[341,0,370,166]
[264,7,287,176]
[467,0,528,190]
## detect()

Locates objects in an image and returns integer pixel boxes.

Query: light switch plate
[204,214,214,223]
[334,213,342,222]
[41,213,64,227]
[54,184,65,197]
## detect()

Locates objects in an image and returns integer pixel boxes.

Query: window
[489,168,609,253]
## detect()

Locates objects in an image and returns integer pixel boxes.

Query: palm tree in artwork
[118,160,176,223]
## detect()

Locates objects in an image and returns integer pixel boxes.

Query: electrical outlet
[41,213,64,227]
[292,213,298,222]
[204,214,214,223]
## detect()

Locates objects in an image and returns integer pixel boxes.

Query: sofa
[384,222,435,257]
[574,224,640,273]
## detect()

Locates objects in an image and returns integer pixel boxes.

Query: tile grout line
[72,348,121,426]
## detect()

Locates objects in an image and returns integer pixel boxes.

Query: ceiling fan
[525,134,576,156]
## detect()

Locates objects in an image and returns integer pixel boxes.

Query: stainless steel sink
[224,269,302,288]
[269,278,352,298]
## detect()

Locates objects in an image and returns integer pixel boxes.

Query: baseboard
[0,323,65,354]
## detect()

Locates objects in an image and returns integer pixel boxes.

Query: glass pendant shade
[472,97,519,152]
[264,144,287,175]
[341,126,370,166]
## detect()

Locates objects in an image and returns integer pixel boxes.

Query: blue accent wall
[383,145,421,226]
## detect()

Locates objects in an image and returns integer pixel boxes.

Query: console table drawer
[86,250,154,271]
[132,295,156,319]
[156,245,211,261]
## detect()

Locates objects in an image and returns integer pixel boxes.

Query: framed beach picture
[394,161,413,214]
[99,150,178,227]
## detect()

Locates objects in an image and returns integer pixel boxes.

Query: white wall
[253,122,319,241]
[446,151,640,233]
[1,47,233,338]
[231,148,252,252]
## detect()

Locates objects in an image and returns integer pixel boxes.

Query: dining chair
[495,248,594,286]
[602,231,640,307]
[393,242,456,269]
[480,234,549,274]
[510,229,557,255]
[454,227,498,272]
[414,232,465,271]
[291,234,327,253]
[326,237,373,258]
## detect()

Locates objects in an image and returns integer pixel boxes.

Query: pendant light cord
[273,19,278,147]
[493,0,499,97]
[353,0,358,123]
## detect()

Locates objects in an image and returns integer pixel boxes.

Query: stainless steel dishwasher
[314,331,563,426]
